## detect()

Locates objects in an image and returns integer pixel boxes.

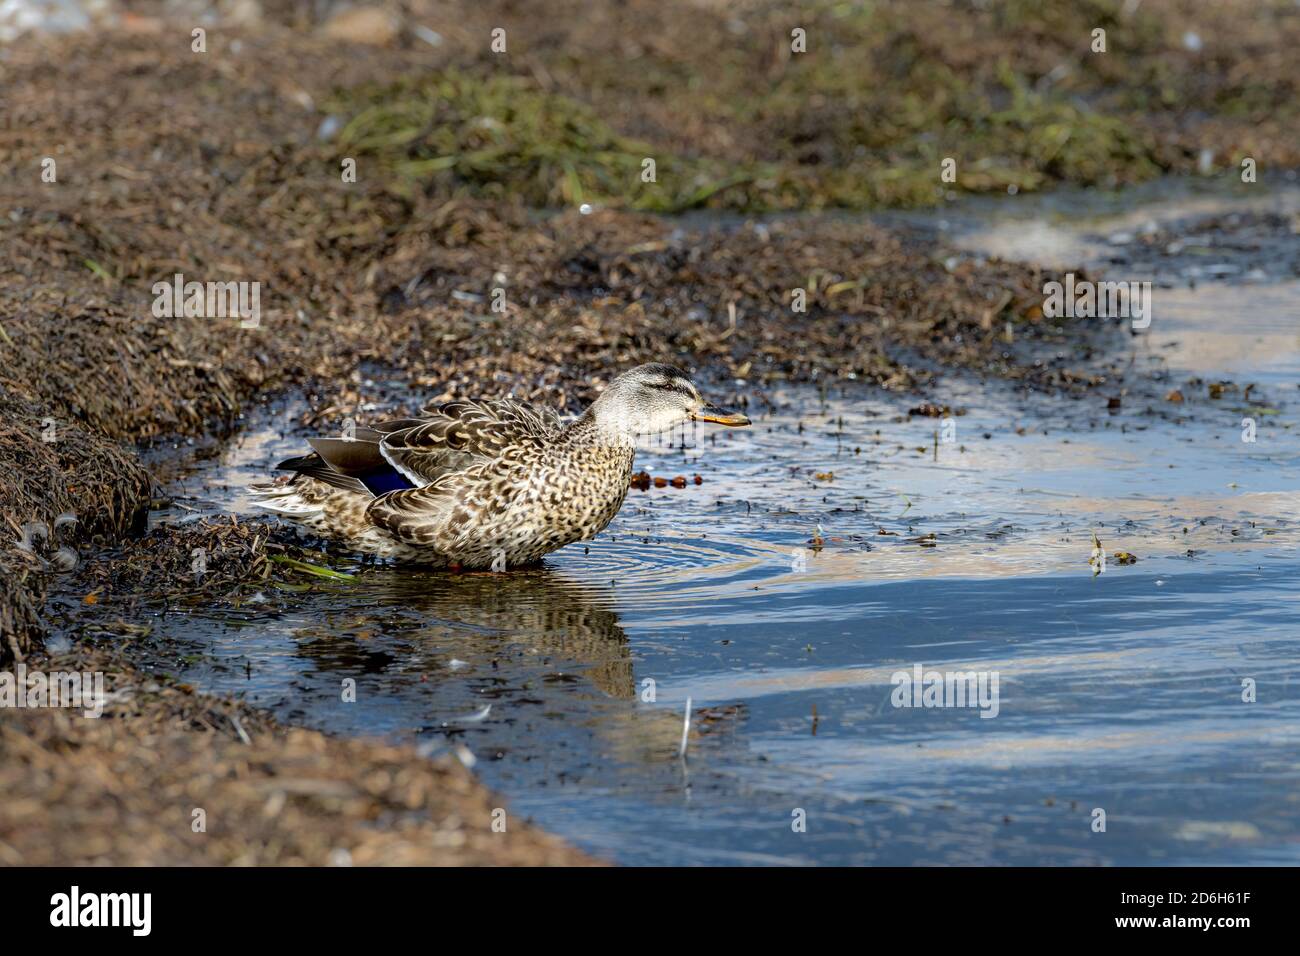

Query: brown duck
[251,364,750,567]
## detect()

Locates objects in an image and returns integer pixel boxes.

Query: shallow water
[146,181,1299,865]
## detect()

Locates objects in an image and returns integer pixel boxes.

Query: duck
[251,363,750,567]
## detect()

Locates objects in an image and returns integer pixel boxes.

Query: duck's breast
[499,444,635,552]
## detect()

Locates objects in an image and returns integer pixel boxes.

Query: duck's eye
[652,380,694,398]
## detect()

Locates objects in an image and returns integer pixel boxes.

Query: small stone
[321,6,400,46]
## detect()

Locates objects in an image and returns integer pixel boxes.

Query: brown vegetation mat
[0,393,151,660]
[75,516,334,604]
[0,650,596,865]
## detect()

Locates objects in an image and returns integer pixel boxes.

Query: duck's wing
[364,483,459,545]
[365,400,560,545]
[377,399,561,488]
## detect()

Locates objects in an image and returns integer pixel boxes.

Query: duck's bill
[692,405,751,427]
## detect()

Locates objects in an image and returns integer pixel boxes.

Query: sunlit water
[143,181,1299,865]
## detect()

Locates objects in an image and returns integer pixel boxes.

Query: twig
[679,696,692,759]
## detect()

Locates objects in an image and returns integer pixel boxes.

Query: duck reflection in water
[291,567,635,700]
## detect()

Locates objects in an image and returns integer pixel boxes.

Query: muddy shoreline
[3,1,1297,865]
[0,647,597,865]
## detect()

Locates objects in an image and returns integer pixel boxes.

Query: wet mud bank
[0,648,597,865]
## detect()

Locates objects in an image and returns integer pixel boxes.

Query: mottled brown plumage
[251,364,749,568]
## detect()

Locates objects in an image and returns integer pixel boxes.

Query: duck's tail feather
[270,439,416,497]
[272,452,370,495]
[254,426,420,524]
[300,438,416,496]
[247,480,331,518]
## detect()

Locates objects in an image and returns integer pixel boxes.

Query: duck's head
[588,363,750,438]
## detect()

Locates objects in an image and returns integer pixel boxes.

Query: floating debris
[452,705,493,724]
[908,403,949,417]
[630,472,700,491]
[1089,531,1105,575]
[809,522,826,550]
